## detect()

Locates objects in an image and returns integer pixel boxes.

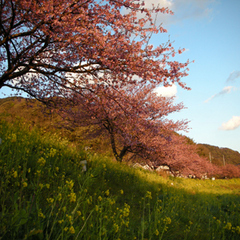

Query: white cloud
[154,84,177,97]
[220,116,240,130]
[227,70,240,82]
[204,86,234,103]
[141,0,215,26]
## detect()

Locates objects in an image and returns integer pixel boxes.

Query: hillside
[197,144,240,166]
[1,116,240,239]
[1,97,240,166]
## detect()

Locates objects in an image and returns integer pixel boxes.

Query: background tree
[60,83,214,178]
[0,0,190,100]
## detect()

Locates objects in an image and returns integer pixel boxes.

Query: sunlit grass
[1,119,240,239]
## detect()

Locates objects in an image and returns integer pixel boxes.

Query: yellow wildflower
[12,171,18,178]
[146,191,152,199]
[22,182,28,188]
[224,222,232,230]
[38,209,45,219]
[66,180,74,190]
[11,133,17,142]
[113,223,119,233]
[49,148,57,158]
[37,157,46,167]
[164,217,172,225]
[66,214,72,223]
[57,193,62,201]
[123,203,130,217]
[68,192,76,203]
[47,198,54,204]
[69,226,75,234]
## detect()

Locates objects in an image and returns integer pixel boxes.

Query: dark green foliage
[198,144,240,166]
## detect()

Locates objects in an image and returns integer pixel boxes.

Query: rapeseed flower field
[1,120,240,239]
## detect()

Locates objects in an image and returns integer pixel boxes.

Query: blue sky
[1,0,239,153]
[154,0,240,153]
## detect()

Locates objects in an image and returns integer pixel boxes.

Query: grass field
[1,119,240,240]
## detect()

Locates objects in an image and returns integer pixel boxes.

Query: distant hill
[197,143,240,166]
[1,97,240,166]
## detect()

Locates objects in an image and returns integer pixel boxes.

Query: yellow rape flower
[164,217,172,225]
[11,133,17,142]
[49,148,57,157]
[66,180,74,190]
[66,214,72,222]
[38,209,45,219]
[47,198,54,204]
[12,171,18,178]
[146,191,152,199]
[69,226,75,234]
[37,157,46,167]
[22,182,28,188]
[68,192,76,203]
[57,193,62,201]
[224,222,232,230]
[113,223,119,233]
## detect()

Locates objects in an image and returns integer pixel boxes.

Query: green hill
[197,144,240,166]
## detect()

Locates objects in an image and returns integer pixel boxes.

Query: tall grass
[1,120,240,239]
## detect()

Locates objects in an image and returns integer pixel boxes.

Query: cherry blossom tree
[0,0,190,100]
[59,83,214,177]
[2,0,216,177]
[217,164,240,179]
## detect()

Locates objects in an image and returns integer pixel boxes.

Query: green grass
[1,120,240,240]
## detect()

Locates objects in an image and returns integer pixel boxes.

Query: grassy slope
[1,97,240,166]
[1,110,240,239]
